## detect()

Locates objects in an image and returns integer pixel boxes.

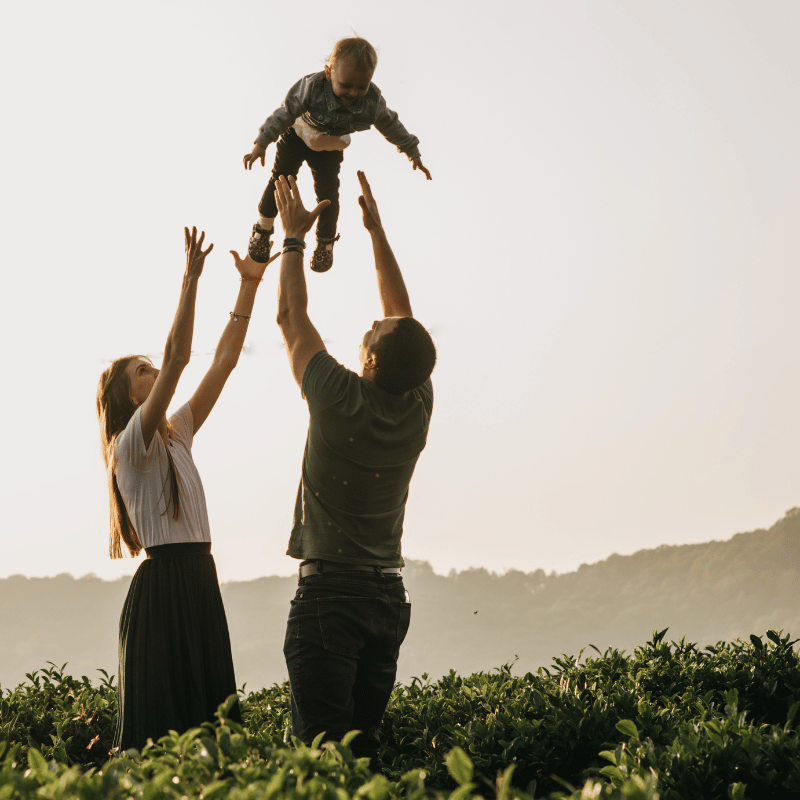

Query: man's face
[359,317,402,367]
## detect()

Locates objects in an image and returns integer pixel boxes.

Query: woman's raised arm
[188,249,278,434]
[139,227,212,447]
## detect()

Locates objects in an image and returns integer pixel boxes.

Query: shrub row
[1,631,797,799]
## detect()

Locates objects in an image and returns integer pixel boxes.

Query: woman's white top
[114,402,211,548]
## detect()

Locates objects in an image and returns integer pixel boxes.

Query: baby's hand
[243,144,267,170]
[412,157,432,180]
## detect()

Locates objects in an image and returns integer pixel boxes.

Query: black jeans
[259,127,344,241]
[283,572,411,768]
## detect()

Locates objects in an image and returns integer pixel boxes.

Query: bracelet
[240,276,263,282]
[230,311,251,323]
[282,246,305,255]
[283,237,306,248]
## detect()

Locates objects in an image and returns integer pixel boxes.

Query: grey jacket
[255,71,421,160]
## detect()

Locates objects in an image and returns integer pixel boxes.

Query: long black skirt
[114,543,241,752]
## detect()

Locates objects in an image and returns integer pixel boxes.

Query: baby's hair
[328,37,378,72]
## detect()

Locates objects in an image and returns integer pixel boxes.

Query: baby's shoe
[248,223,273,263]
[311,234,340,273]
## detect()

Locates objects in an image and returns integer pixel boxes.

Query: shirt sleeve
[372,90,421,160]
[255,73,316,148]
[416,378,434,416]
[168,403,194,450]
[302,351,356,413]
[115,406,159,473]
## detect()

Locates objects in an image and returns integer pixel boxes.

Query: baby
[243,37,431,272]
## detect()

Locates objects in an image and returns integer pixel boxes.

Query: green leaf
[341,730,361,747]
[616,719,640,740]
[652,628,669,646]
[311,731,326,749]
[203,779,233,800]
[729,782,747,800]
[749,635,763,651]
[446,746,474,786]
[449,785,476,800]
[496,764,515,800]
[599,749,617,765]
[725,688,739,709]
[600,765,624,787]
[785,700,800,729]
[766,630,781,645]
[27,747,48,780]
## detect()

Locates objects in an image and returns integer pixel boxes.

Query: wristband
[282,246,305,255]
[283,237,306,248]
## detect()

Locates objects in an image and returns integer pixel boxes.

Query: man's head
[359,317,436,394]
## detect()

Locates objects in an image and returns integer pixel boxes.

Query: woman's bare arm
[189,250,278,433]
[139,228,212,447]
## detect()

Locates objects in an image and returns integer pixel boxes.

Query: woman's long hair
[96,356,180,559]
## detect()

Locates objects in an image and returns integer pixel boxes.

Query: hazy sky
[2,1,799,583]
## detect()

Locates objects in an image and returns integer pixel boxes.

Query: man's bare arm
[274,176,330,387]
[357,170,413,319]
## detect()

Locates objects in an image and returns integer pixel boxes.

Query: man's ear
[364,351,378,371]
[324,64,332,81]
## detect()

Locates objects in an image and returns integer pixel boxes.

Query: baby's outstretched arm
[243,143,267,170]
[411,157,432,180]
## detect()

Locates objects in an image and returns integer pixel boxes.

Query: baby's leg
[258,128,307,222]
[306,149,344,241]
[249,128,308,262]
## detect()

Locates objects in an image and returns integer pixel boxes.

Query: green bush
[1,631,797,799]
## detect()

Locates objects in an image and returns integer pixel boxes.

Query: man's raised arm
[357,171,413,319]
[274,176,330,387]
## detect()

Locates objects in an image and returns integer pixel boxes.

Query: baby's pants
[259,127,344,241]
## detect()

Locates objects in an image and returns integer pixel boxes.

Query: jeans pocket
[396,602,411,645]
[284,597,320,651]
[317,597,375,657]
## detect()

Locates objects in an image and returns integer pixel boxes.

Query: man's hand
[229,248,280,281]
[185,227,213,279]
[274,175,331,239]
[243,143,267,170]
[357,170,384,233]
[411,157,432,180]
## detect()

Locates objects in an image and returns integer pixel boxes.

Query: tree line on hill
[1,508,798,691]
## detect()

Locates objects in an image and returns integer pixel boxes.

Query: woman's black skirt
[114,543,241,752]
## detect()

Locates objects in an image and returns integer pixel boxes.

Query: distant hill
[1,509,798,691]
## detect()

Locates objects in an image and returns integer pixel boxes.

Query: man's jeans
[283,572,411,768]
[259,127,344,241]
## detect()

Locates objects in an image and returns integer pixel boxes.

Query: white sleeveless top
[114,403,211,548]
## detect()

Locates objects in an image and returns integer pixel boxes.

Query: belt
[298,560,402,579]
[146,542,211,558]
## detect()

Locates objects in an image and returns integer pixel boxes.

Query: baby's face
[325,60,374,107]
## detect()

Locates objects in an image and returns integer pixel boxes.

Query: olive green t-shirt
[286,350,434,566]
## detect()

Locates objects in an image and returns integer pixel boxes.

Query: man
[272,171,436,770]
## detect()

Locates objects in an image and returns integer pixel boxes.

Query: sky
[2,0,799,584]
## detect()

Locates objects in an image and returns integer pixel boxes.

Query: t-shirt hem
[286,548,404,568]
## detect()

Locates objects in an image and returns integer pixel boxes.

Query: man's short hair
[372,317,436,394]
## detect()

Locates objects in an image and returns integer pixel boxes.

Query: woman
[96,227,273,752]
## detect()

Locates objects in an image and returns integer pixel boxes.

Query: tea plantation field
[1,630,798,799]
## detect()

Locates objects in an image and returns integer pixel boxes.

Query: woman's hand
[274,175,330,239]
[185,227,213,279]
[229,248,280,280]
[243,144,267,170]
[411,157,432,180]
[357,170,384,233]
